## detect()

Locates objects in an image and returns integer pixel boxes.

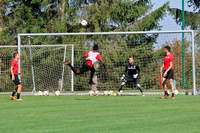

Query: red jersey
[83,51,102,67]
[10,59,19,75]
[164,54,174,70]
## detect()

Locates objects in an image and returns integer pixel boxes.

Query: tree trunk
[61,0,66,23]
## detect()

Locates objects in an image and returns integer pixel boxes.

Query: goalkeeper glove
[121,74,126,80]
[133,74,138,79]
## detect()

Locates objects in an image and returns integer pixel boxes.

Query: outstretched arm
[99,59,107,71]
[96,54,107,71]
[135,65,140,79]
[136,65,140,74]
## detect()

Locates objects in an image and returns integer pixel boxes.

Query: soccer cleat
[161,94,169,99]
[171,96,175,100]
[10,96,16,100]
[63,62,70,65]
[15,98,23,101]
[117,91,123,96]
[142,94,145,96]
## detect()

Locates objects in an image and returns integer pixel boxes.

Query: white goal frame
[0,44,74,92]
[17,30,197,94]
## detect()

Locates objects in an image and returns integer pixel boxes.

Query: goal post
[0,44,74,92]
[16,30,197,94]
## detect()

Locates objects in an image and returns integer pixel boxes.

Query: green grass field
[0,95,199,133]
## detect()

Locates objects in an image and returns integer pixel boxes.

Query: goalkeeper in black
[118,57,144,96]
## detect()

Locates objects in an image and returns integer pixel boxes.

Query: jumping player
[10,51,23,101]
[160,46,175,100]
[64,44,106,85]
[118,57,144,96]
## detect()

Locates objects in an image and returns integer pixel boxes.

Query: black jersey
[124,63,140,76]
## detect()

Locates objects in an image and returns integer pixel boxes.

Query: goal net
[0,44,74,92]
[0,30,197,94]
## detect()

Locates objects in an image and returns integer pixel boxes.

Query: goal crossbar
[0,44,74,48]
[18,30,193,36]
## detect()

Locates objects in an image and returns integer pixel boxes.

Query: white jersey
[86,51,100,64]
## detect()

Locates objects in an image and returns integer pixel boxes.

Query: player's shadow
[74,98,91,100]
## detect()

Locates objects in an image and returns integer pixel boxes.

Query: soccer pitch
[0,95,199,133]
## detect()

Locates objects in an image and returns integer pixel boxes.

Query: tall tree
[169,3,200,47]
[0,0,169,91]
[188,0,200,12]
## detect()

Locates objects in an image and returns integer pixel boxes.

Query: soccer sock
[89,69,95,84]
[137,84,143,94]
[164,91,169,95]
[12,87,18,96]
[118,82,125,92]
[17,93,20,99]
[138,87,143,94]
[68,64,77,74]
[12,91,16,96]
[172,93,175,97]
[118,85,123,92]
[15,87,18,91]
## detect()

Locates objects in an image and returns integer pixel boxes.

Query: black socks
[17,93,20,99]
[138,87,143,94]
[164,91,174,97]
[12,87,18,96]
[164,91,169,95]
[12,91,16,96]
[118,86,123,92]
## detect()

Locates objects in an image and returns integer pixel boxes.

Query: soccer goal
[0,44,74,92]
[15,30,197,94]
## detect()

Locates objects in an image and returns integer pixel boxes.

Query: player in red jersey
[64,44,106,85]
[10,52,23,101]
[160,46,175,100]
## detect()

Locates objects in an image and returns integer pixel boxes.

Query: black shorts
[79,62,95,74]
[164,70,174,79]
[10,74,21,85]
[125,76,139,84]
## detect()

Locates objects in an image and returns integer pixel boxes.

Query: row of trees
[0,0,168,44]
[0,0,198,91]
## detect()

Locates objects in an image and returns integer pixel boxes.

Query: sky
[152,0,194,31]
[151,0,195,48]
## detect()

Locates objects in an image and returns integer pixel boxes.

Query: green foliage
[0,0,169,41]
[169,8,200,30]
[168,5,200,48]
[188,0,200,12]
[0,0,170,91]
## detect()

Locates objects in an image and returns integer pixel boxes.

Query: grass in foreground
[0,95,199,133]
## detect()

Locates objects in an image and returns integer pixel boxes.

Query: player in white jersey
[64,45,106,85]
